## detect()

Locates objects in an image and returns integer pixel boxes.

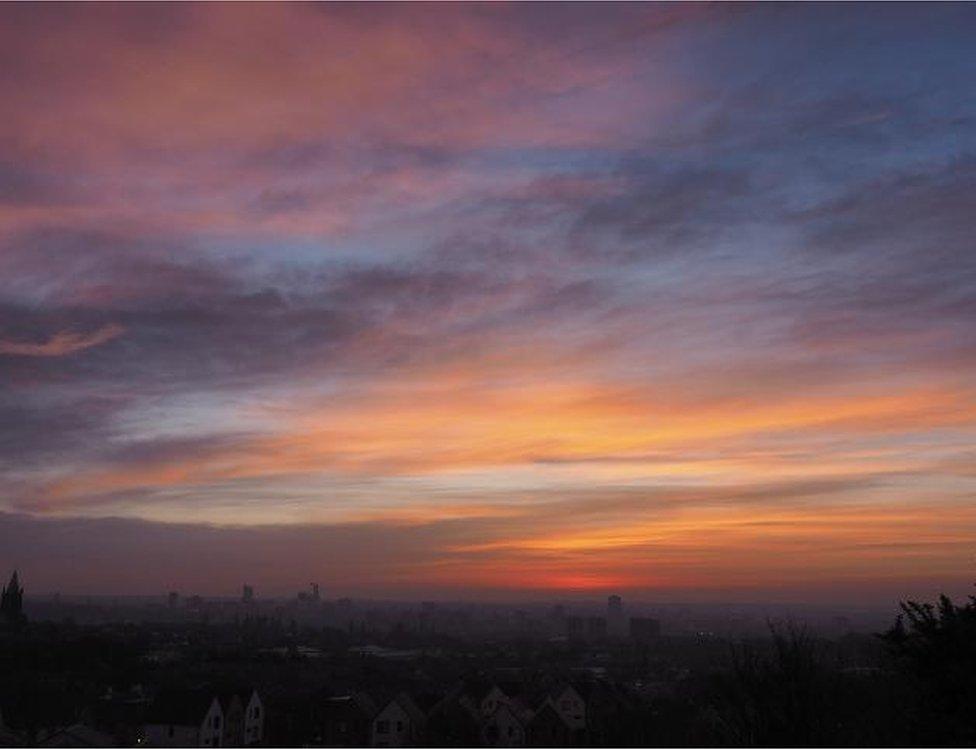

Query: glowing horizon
[1,3,975,601]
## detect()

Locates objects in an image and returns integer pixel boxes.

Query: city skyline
[2,4,975,602]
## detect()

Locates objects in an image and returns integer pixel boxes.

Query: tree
[881,589,976,745]
[707,622,844,746]
[0,570,25,628]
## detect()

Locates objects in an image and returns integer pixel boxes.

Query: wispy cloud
[0,323,124,357]
[0,3,974,597]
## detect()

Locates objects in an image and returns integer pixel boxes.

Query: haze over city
[2,3,975,604]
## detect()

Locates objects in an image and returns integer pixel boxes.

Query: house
[479,702,527,748]
[370,693,424,747]
[218,688,263,747]
[319,692,377,747]
[218,693,244,748]
[242,690,264,746]
[423,691,481,747]
[525,703,574,747]
[476,686,513,719]
[143,691,224,747]
[453,680,514,720]
[544,684,585,731]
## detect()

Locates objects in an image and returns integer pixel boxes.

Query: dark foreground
[1,588,974,747]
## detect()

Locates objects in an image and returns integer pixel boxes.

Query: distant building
[241,585,254,604]
[629,617,661,642]
[607,595,626,638]
[586,616,607,639]
[566,616,585,639]
[298,582,321,605]
[167,591,180,609]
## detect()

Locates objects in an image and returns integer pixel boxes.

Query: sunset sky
[2,3,975,602]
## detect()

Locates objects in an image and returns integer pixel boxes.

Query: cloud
[0,323,124,357]
[0,3,975,598]
[3,479,975,601]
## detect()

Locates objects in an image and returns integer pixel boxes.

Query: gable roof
[374,692,425,727]
[547,682,584,704]
[528,701,572,730]
[216,685,257,714]
[483,701,526,728]
[36,724,116,748]
[456,675,498,705]
[427,692,481,724]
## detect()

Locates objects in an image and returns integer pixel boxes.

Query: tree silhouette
[881,589,976,745]
[707,621,846,746]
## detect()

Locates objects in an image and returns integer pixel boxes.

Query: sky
[1,3,975,603]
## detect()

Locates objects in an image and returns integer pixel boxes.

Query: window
[377,720,390,734]
[252,706,260,719]
[213,716,221,728]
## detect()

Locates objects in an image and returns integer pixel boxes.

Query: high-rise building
[242,584,255,604]
[587,616,608,639]
[630,616,661,642]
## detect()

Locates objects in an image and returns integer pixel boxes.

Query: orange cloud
[31,361,976,515]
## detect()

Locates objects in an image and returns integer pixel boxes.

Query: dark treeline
[1,587,975,746]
